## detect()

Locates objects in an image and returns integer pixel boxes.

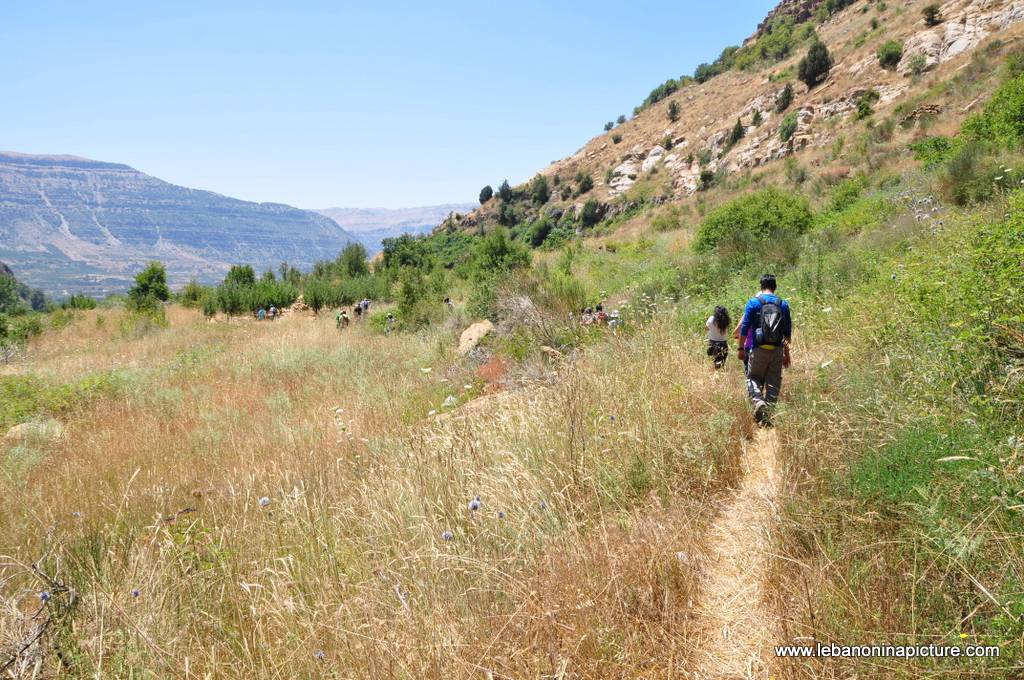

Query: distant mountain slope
[316,204,476,253]
[0,152,358,296]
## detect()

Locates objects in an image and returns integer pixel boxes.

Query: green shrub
[694,187,813,263]
[936,141,1022,206]
[498,180,513,202]
[909,136,953,168]
[728,118,745,147]
[479,185,493,204]
[752,110,763,126]
[338,242,370,277]
[604,121,614,132]
[908,53,928,76]
[62,293,97,311]
[127,261,170,313]
[877,40,903,70]
[798,41,832,89]
[856,88,880,119]
[961,73,1024,147]
[612,134,623,144]
[698,169,717,191]
[775,82,794,112]
[531,175,551,204]
[575,172,593,195]
[224,264,256,287]
[616,115,626,125]
[579,199,602,227]
[779,111,798,142]
[178,280,207,309]
[667,100,680,122]
[922,3,942,26]
[528,217,554,247]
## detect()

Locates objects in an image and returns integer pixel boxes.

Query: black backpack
[756,294,785,346]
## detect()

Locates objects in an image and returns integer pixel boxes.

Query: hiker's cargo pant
[746,346,784,408]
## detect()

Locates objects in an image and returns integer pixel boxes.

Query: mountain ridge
[0,152,359,296]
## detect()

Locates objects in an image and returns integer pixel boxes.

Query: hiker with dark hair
[738,274,792,425]
[596,304,608,325]
[353,303,362,322]
[706,305,731,369]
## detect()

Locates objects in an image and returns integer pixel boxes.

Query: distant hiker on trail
[706,305,731,369]
[360,299,370,315]
[738,274,792,425]
[444,296,454,311]
[385,313,395,335]
[257,307,266,321]
[581,307,595,325]
[596,304,608,325]
[353,304,362,322]
[608,309,622,330]
[269,305,278,321]
[336,310,349,330]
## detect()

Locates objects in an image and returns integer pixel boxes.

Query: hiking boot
[753,401,769,426]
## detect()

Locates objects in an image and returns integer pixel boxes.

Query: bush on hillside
[779,111,799,142]
[798,41,832,88]
[728,118,745,148]
[856,89,880,120]
[961,73,1024,147]
[604,121,614,132]
[694,187,813,263]
[479,185,493,204]
[752,110,763,126]
[528,217,554,247]
[776,82,794,112]
[922,3,943,26]
[668,100,680,122]
[579,199,602,227]
[616,114,627,125]
[531,175,550,204]
[498,180,513,202]
[877,40,903,70]
[612,134,623,144]
[575,172,594,194]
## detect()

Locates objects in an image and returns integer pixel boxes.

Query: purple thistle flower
[314,650,326,661]
[131,589,141,598]
[441,530,454,542]
[497,511,506,519]
[538,500,548,511]
[468,496,481,512]
[39,591,51,603]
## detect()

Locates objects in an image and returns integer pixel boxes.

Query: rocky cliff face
[0,152,357,295]
[750,0,825,40]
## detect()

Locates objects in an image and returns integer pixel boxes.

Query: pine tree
[798,41,833,89]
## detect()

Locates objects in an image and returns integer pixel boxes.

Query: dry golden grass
[1,305,763,677]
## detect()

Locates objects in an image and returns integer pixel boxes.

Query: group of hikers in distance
[578,304,622,329]
[706,274,792,427]
[255,305,279,321]
[334,298,372,330]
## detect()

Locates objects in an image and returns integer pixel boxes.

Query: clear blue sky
[1,1,777,209]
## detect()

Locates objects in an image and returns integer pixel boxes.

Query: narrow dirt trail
[690,428,780,679]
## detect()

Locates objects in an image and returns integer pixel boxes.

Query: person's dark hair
[596,304,603,312]
[760,274,777,292]
[713,305,731,333]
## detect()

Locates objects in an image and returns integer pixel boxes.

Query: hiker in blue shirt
[738,274,792,425]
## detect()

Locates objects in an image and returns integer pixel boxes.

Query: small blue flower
[258,496,271,508]
[538,500,548,511]
[468,496,481,512]
[497,511,506,519]
[441,530,454,542]
[131,589,141,598]
[313,650,326,661]
[39,591,51,603]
